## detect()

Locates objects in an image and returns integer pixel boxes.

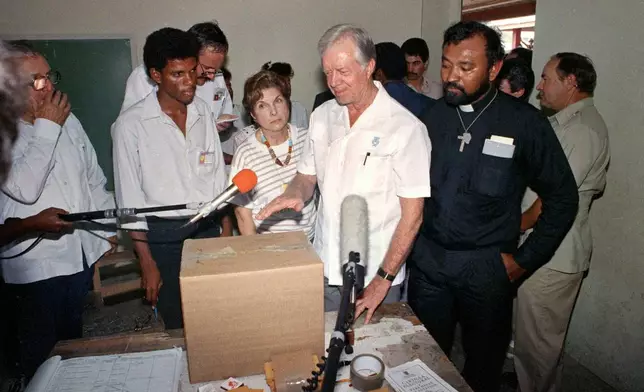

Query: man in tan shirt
[516,52,610,392]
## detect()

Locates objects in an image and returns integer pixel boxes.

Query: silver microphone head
[340,194,369,267]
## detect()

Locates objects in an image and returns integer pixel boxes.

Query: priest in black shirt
[409,22,578,392]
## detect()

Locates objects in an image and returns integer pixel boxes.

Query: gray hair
[0,41,27,182]
[317,24,376,67]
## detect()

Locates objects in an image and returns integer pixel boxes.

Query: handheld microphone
[187,169,257,225]
[340,194,368,294]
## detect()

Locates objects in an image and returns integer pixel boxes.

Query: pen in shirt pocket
[363,152,371,165]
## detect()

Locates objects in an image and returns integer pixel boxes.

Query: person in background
[120,21,234,131]
[1,42,116,379]
[261,61,309,130]
[506,46,533,65]
[497,58,535,101]
[230,70,316,240]
[0,41,23,183]
[514,52,610,392]
[373,42,435,118]
[257,24,431,318]
[219,67,249,169]
[410,22,578,392]
[401,37,443,99]
[112,28,228,329]
[312,88,334,111]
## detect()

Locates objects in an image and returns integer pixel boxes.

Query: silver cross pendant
[457,132,472,152]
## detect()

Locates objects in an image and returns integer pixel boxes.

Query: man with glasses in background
[0,41,116,381]
[120,22,234,131]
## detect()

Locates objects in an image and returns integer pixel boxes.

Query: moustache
[443,82,466,94]
[536,92,544,100]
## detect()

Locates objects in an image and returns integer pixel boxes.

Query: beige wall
[532,1,644,391]
[0,0,434,109]
[421,0,462,83]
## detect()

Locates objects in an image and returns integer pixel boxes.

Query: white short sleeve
[393,122,432,198]
[296,112,318,176]
[227,144,254,209]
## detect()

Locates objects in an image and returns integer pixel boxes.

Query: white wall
[0,0,427,110]
[533,1,644,391]
[421,0,462,83]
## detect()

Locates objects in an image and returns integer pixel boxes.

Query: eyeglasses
[30,70,61,91]
[197,63,219,80]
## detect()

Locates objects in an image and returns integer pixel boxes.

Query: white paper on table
[385,359,458,392]
[25,347,183,392]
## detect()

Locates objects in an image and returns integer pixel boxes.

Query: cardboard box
[180,231,324,383]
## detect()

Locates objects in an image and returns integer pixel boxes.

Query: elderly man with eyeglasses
[0,41,117,380]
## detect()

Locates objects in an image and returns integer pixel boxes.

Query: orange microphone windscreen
[232,169,258,193]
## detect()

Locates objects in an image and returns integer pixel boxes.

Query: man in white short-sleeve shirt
[257,24,431,320]
[120,22,233,130]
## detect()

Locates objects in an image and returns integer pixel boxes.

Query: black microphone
[58,203,203,222]
[322,195,369,392]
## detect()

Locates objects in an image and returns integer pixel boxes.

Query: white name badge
[482,138,515,158]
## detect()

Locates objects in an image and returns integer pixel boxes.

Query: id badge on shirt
[198,150,215,166]
[213,88,226,102]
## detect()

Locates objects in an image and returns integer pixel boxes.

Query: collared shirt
[384,80,436,118]
[522,98,610,273]
[290,100,309,130]
[119,64,233,118]
[298,81,432,286]
[230,125,316,240]
[112,93,227,230]
[405,76,443,100]
[0,114,115,284]
[418,88,579,273]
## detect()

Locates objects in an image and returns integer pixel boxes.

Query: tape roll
[350,354,386,391]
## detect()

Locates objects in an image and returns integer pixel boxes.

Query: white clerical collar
[459,104,474,112]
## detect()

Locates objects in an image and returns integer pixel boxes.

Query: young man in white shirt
[112,28,229,329]
[1,42,116,378]
[258,25,431,321]
[120,21,234,130]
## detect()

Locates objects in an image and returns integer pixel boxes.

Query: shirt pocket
[193,148,217,175]
[358,153,392,193]
[470,141,515,197]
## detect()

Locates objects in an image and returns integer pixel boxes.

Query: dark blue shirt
[384,81,435,118]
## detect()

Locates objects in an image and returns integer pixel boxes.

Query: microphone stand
[58,202,205,222]
[321,251,364,392]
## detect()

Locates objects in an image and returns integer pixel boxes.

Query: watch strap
[377,267,396,282]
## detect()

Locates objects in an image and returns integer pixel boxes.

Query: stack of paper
[26,348,183,392]
[386,359,458,392]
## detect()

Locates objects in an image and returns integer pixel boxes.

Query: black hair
[497,58,535,100]
[508,47,533,64]
[261,61,294,78]
[221,67,231,81]
[552,52,597,94]
[143,28,200,78]
[188,22,228,53]
[401,38,429,63]
[443,21,505,69]
[375,42,406,81]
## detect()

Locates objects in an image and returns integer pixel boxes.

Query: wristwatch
[377,267,396,282]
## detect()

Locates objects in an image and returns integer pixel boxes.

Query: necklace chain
[260,128,293,167]
[456,89,498,134]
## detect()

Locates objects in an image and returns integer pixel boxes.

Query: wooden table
[52,303,472,392]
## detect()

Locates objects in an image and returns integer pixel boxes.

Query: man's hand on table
[355,276,392,324]
[256,194,305,219]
